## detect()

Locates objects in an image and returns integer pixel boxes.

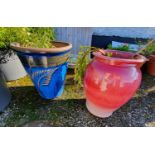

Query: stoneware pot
[10,41,72,99]
[146,55,155,76]
[84,50,147,118]
[0,49,27,81]
[0,71,11,112]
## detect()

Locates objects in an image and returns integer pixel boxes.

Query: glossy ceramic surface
[147,55,155,76]
[24,62,68,99]
[11,41,72,99]
[84,50,147,118]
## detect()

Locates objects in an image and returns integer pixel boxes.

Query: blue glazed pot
[10,41,72,99]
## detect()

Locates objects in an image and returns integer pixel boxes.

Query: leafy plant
[0,27,55,49]
[18,27,55,48]
[139,40,155,56]
[0,28,8,48]
[107,43,130,51]
[74,46,100,86]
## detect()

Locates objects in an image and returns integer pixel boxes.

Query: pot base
[86,100,115,118]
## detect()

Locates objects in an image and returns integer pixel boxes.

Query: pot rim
[93,49,148,66]
[10,41,72,54]
[149,54,155,58]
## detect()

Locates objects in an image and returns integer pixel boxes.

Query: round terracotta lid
[10,41,72,54]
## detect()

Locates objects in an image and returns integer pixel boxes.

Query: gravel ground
[0,71,155,127]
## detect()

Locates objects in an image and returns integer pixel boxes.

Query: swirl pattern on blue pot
[10,41,72,99]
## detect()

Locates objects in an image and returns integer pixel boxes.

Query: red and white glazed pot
[84,50,147,118]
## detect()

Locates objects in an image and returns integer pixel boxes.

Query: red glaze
[84,50,147,118]
[147,55,155,76]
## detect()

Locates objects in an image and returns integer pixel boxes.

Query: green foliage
[0,27,55,49]
[0,28,8,48]
[140,41,155,56]
[74,46,99,87]
[16,27,55,48]
[106,52,113,57]
[107,43,130,51]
